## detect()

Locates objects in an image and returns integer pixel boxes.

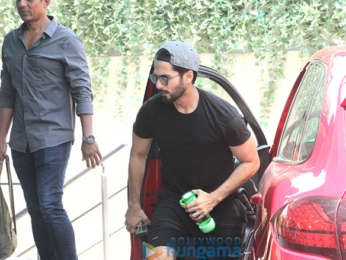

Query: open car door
[130,65,272,260]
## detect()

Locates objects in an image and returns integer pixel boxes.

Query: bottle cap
[179,191,196,206]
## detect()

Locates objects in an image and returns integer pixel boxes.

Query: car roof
[312,45,346,64]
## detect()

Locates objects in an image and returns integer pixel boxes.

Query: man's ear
[184,70,194,85]
[44,0,51,8]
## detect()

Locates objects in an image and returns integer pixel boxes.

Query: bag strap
[1,155,17,233]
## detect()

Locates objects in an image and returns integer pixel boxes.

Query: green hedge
[1,0,345,122]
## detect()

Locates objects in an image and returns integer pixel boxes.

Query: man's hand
[183,189,219,221]
[125,205,150,234]
[81,142,102,168]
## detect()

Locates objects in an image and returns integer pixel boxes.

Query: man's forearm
[128,154,147,208]
[210,136,260,205]
[79,114,93,136]
[210,161,259,205]
[0,107,13,141]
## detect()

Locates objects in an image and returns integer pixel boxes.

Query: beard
[159,81,186,104]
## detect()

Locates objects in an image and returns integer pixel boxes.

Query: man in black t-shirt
[125,41,260,260]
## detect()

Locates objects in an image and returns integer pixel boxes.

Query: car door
[130,64,271,260]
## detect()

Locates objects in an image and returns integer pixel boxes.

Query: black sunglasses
[149,74,180,86]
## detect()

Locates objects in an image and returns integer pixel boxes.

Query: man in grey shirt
[0,0,102,259]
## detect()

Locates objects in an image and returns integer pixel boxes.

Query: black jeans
[12,142,77,260]
[148,197,243,260]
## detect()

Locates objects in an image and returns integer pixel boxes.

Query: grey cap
[155,41,200,72]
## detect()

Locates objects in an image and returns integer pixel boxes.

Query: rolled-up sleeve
[64,35,93,115]
[0,52,15,108]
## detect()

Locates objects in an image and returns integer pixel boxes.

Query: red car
[130,45,346,260]
[250,46,346,260]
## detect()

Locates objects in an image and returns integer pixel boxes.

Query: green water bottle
[179,190,216,233]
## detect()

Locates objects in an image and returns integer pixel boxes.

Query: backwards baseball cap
[154,41,200,72]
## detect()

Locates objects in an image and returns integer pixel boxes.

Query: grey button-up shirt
[0,16,93,152]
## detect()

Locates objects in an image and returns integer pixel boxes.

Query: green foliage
[89,57,110,101]
[1,0,345,122]
[0,1,19,47]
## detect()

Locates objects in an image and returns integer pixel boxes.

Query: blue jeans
[12,142,77,260]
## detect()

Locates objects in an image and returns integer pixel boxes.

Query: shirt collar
[17,16,57,39]
[44,16,57,38]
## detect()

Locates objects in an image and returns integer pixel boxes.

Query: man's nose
[155,79,165,90]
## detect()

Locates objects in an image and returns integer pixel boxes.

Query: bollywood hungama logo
[142,242,163,260]
[142,236,241,260]
[166,236,242,260]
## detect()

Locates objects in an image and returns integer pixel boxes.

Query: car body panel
[254,224,330,260]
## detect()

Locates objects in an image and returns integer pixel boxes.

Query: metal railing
[1,144,127,260]
[17,182,127,258]
[14,144,126,220]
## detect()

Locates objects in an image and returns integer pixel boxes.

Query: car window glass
[278,62,325,162]
[297,84,324,161]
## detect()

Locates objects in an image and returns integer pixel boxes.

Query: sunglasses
[149,74,180,86]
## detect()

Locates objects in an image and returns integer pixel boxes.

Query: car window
[277,61,326,162]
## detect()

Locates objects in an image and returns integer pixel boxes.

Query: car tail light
[272,196,345,258]
[336,199,346,256]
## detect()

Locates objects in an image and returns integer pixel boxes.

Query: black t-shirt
[134,88,250,205]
